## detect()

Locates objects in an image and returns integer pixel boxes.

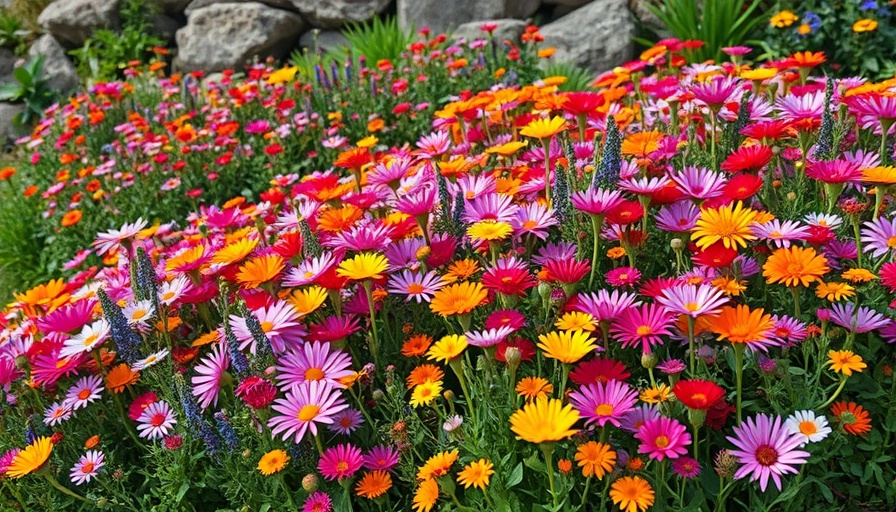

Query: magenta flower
[610,303,676,353]
[37,299,97,334]
[571,187,624,216]
[230,299,305,354]
[363,445,400,471]
[672,456,702,478]
[860,216,896,259]
[275,342,354,391]
[192,342,230,410]
[670,166,727,200]
[268,380,348,444]
[726,414,809,491]
[302,491,333,512]
[568,380,638,427]
[485,309,526,331]
[605,267,642,287]
[308,315,361,343]
[573,289,641,323]
[318,443,364,481]
[70,450,104,485]
[464,193,519,223]
[805,159,862,184]
[328,408,365,435]
[137,401,177,440]
[691,76,741,109]
[655,201,700,233]
[283,251,340,287]
[635,417,691,461]
[776,91,825,125]
[395,186,437,217]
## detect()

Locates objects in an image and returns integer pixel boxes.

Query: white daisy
[60,319,111,358]
[784,409,832,446]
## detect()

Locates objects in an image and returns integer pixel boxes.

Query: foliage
[760,0,896,79]
[642,0,765,61]
[542,62,593,92]
[70,0,165,83]
[0,56,56,128]
[8,0,51,32]
[0,9,31,55]
[2,37,896,512]
[342,16,415,65]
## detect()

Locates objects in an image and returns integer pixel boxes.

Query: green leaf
[12,65,32,87]
[175,482,190,502]
[506,462,524,488]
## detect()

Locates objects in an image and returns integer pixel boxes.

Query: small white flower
[784,410,832,446]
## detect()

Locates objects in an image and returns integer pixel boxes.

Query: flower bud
[371,389,385,401]
[640,351,657,369]
[504,347,522,372]
[442,390,455,402]
[302,473,319,493]
[714,450,738,478]
[670,238,683,250]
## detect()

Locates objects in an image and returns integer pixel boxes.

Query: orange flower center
[689,393,707,407]
[798,420,818,436]
[81,462,95,473]
[260,321,274,333]
[336,461,349,472]
[406,283,425,294]
[78,389,92,400]
[297,404,320,422]
[636,325,653,336]
[888,236,896,248]
[83,333,99,346]
[304,367,325,381]
[595,403,614,416]
[654,435,670,448]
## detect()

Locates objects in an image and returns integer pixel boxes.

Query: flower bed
[1,39,896,511]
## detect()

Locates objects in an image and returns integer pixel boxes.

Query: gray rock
[0,48,17,86]
[289,0,390,30]
[298,29,349,53]
[184,0,293,16]
[504,0,540,18]
[399,0,502,34]
[37,0,122,47]
[0,102,27,145]
[27,35,79,93]
[176,2,305,72]
[628,0,669,38]
[452,19,527,44]
[540,0,634,74]
[543,0,590,6]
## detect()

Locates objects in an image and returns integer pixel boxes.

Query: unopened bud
[504,347,522,372]
[302,473,319,493]
[372,389,385,401]
[714,450,738,478]
[442,390,455,402]
[641,351,657,369]
[687,408,707,429]
[670,238,683,250]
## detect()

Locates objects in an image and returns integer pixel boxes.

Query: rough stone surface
[184,0,293,16]
[544,0,591,6]
[0,48,17,86]
[0,102,27,145]
[298,29,349,53]
[289,0,390,29]
[628,0,669,38]
[398,0,504,34]
[151,13,180,44]
[37,0,122,47]
[504,0,540,18]
[176,2,305,72]
[27,35,79,93]
[452,19,527,43]
[540,0,635,74]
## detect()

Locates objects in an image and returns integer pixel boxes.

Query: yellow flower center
[887,236,896,248]
[595,403,614,416]
[654,435,670,448]
[297,404,320,422]
[82,333,99,346]
[304,368,325,381]
[786,263,803,275]
[636,325,653,336]
[162,291,175,301]
[260,321,274,333]
[685,302,699,312]
[336,461,349,472]
[132,309,147,320]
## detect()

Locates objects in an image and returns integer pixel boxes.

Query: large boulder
[176,2,305,72]
[398,0,539,35]
[184,0,294,16]
[288,0,390,30]
[0,102,26,145]
[0,48,17,86]
[298,29,349,53]
[37,0,121,47]
[540,0,634,74]
[28,35,79,94]
[452,19,527,44]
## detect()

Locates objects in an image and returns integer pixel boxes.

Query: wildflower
[635,417,691,461]
[830,402,872,435]
[303,491,333,512]
[191,343,230,410]
[725,414,809,491]
[329,408,364,435]
[708,305,775,348]
[610,303,676,353]
[257,449,290,475]
[65,374,104,410]
[363,445,400,471]
[356,470,392,498]
[516,376,554,401]
[537,329,597,364]
[672,457,701,479]
[575,441,616,479]
[417,449,459,480]
[412,478,439,512]
[657,283,728,318]
[457,459,494,489]
[43,401,72,426]
[609,476,655,512]
[815,282,855,302]
[672,380,725,410]
[106,363,140,393]
[828,350,866,376]
[427,334,468,363]
[137,401,177,440]
[267,380,348,444]
[692,202,759,250]
[520,116,567,139]
[336,252,389,281]
[275,341,354,390]
[639,384,672,404]
[70,450,104,485]
[429,282,487,317]
[784,410,832,446]
[853,18,879,32]
[410,380,443,408]
[569,380,638,427]
[570,358,631,385]
[509,397,580,443]
[318,443,363,481]
[7,437,53,478]
[60,319,111,358]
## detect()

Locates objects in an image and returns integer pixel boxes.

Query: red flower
[672,380,725,410]
[704,399,735,430]
[605,200,645,226]
[569,358,631,385]
[691,241,738,268]
[881,262,896,292]
[129,392,159,420]
[740,120,796,141]
[235,376,278,409]
[720,145,773,173]
[723,172,763,200]
[496,336,536,362]
[562,92,604,116]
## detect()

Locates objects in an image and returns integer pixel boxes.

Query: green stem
[541,443,558,508]
[112,392,143,448]
[449,358,476,423]
[687,316,697,376]
[734,343,746,425]
[588,215,604,289]
[709,109,718,169]
[44,473,92,504]
[541,138,552,207]
[816,376,848,411]
[362,281,381,370]
[278,474,297,509]
[791,287,801,319]
[314,433,325,456]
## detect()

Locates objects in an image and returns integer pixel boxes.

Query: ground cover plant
[2,35,896,512]
[0,26,545,300]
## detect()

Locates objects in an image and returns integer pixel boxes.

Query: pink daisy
[65,374,104,410]
[610,303,676,353]
[275,342,354,391]
[635,417,691,461]
[318,443,364,481]
[672,456,701,478]
[302,491,333,512]
[137,401,178,440]
[657,283,729,318]
[568,380,638,427]
[70,450,105,485]
[43,401,73,426]
[512,202,558,240]
[387,269,445,303]
[363,445,400,471]
[230,299,305,354]
[192,342,230,410]
[605,267,642,287]
[268,380,348,444]
[726,414,810,491]
[328,408,365,435]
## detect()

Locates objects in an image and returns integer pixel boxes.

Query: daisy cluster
[1,37,895,512]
